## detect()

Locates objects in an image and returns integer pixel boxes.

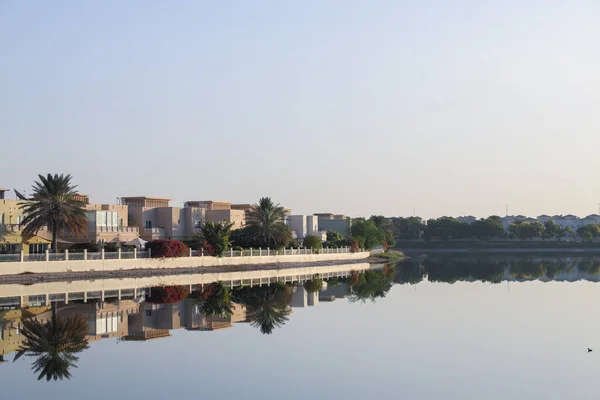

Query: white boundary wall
[0,252,370,276]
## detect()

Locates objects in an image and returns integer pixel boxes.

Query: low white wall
[0,262,372,298]
[0,252,370,276]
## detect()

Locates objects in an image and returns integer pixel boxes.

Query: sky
[1,1,600,219]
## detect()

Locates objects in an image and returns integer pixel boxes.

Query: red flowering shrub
[147,239,189,258]
[146,285,189,304]
[199,240,215,257]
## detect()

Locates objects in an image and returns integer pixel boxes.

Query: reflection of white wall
[291,286,307,308]
[307,291,319,306]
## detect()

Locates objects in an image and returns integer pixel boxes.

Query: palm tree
[198,220,233,257]
[193,282,233,318]
[14,305,90,381]
[239,283,293,335]
[246,197,292,248]
[20,174,88,251]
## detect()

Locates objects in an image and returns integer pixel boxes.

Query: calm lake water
[2,254,600,399]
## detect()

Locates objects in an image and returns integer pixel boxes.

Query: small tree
[302,235,323,250]
[582,231,593,242]
[199,220,233,257]
[326,230,344,242]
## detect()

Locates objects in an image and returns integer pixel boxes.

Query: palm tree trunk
[52,224,58,253]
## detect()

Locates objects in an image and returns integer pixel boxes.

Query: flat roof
[121,196,171,201]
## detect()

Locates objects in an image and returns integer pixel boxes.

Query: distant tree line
[388,216,600,242]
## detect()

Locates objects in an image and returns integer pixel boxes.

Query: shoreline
[0,259,372,285]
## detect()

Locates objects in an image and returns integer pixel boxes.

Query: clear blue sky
[1,1,599,219]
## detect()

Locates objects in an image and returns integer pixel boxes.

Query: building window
[145,221,152,229]
[145,309,152,317]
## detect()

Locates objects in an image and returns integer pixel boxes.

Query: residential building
[315,213,351,237]
[0,189,51,254]
[286,215,326,241]
[122,196,195,241]
[184,201,245,229]
[60,202,139,246]
[122,196,248,241]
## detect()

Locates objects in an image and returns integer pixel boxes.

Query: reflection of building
[290,287,320,308]
[319,284,350,301]
[59,300,139,341]
[0,306,51,358]
[0,301,139,357]
[128,298,247,334]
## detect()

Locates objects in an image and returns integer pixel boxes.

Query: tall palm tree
[234,283,293,335]
[14,305,90,381]
[193,282,233,318]
[20,174,88,251]
[199,220,234,257]
[246,197,292,248]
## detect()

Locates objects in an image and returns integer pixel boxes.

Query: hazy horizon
[2,1,599,219]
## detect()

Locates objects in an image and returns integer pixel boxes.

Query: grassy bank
[368,250,407,262]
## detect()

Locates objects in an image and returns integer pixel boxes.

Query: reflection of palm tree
[194,282,233,318]
[235,283,293,335]
[14,305,89,381]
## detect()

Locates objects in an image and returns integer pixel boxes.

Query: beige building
[61,202,139,246]
[0,189,51,254]
[185,201,246,229]
[121,196,246,241]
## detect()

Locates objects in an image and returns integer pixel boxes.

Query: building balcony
[142,227,166,239]
[94,226,139,233]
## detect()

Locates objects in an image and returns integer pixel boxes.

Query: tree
[14,305,90,381]
[350,219,385,250]
[577,223,600,238]
[471,216,505,240]
[246,197,293,248]
[508,221,544,240]
[20,174,88,251]
[230,226,259,248]
[326,230,344,242]
[582,231,593,242]
[233,283,293,335]
[198,220,233,257]
[191,282,233,318]
[391,217,425,241]
[543,219,564,239]
[424,217,469,241]
[302,235,323,250]
[369,215,396,250]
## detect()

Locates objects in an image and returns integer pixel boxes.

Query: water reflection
[13,304,89,381]
[3,255,600,382]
